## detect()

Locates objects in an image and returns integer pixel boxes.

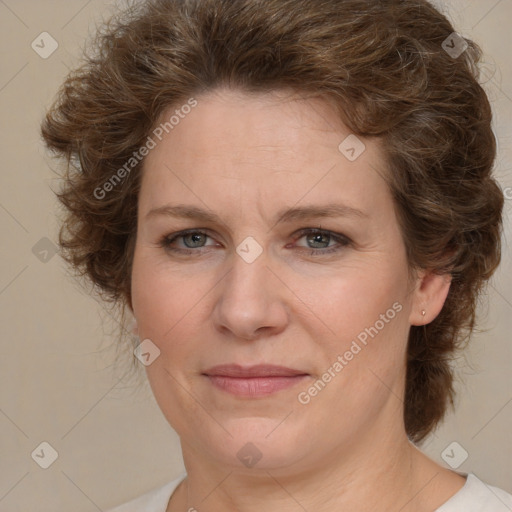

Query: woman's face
[131,88,444,472]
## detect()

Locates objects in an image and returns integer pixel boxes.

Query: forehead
[138,88,390,220]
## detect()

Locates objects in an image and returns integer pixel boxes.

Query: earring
[421,310,426,317]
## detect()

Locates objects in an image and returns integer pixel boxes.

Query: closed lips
[203,364,308,378]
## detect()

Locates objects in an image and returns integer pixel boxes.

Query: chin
[194,416,311,471]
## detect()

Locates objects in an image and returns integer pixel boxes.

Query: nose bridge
[222,239,273,311]
[213,239,288,340]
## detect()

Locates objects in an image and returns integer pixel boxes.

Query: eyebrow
[145,203,368,225]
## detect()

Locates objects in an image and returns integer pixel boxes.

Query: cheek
[130,248,214,372]
[305,261,407,338]
[130,251,205,417]
[296,269,410,419]
[131,245,191,332]
[301,259,411,396]
[130,249,182,345]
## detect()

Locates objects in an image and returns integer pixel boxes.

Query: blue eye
[173,231,210,249]
[293,228,351,255]
[159,230,215,254]
[159,228,350,256]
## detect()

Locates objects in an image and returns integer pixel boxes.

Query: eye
[291,228,351,255]
[158,227,351,256]
[159,229,216,254]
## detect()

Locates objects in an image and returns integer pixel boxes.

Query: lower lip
[205,375,308,397]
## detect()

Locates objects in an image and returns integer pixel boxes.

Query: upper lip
[203,364,308,378]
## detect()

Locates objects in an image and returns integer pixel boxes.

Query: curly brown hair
[40,0,504,443]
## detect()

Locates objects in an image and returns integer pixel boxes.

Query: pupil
[310,233,328,248]
[187,233,203,247]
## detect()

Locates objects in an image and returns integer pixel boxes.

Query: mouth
[202,364,309,397]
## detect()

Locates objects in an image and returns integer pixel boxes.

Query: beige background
[0,0,510,510]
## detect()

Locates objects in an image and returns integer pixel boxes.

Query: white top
[106,472,512,512]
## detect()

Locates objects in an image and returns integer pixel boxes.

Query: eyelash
[158,227,351,257]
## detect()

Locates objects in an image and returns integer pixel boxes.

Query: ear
[409,269,452,326]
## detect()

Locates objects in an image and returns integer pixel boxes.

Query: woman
[40,0,512,510]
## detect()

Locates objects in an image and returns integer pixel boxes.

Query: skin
[130,88,465,512]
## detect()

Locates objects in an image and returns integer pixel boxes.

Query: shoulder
[105,474,187,512]
[436,473,512,511]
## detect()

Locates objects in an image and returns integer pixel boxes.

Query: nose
[212,247,289,341]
